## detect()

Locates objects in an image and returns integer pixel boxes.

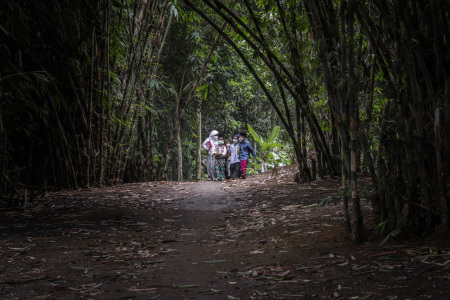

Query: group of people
[202,130,258,181]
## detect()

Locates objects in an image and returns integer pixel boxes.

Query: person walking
[229,134,241,179]
[238,132,257,179]
[202,130,219,180]
[213,135,228,181]
[224,139,232,179]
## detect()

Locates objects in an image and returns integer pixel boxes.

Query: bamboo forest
[1,1,449,299]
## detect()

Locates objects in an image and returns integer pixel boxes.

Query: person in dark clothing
[238,132,257,179]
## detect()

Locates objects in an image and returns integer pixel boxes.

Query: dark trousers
[225,157,230,177]
[230,162,241,179]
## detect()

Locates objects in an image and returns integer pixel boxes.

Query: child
[213,135,228,181]
[224,139,232,179]
[238,132,257,179]
[202,130,219,180]
[229,134,241,179]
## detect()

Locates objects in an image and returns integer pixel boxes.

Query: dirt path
[1,168,449,299]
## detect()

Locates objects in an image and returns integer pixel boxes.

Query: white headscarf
[209,130,219,140]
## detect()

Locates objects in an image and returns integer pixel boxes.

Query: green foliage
[316,195,332,208]
[377,221,401,248]
[262,127,281,152]
[248,124,282,152]
[247,123,263,145]
[247,124,288,173]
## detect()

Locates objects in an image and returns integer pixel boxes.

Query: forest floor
[1,166,449,300]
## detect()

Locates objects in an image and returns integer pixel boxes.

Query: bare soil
[1,166,449,299]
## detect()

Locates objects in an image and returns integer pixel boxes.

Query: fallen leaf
[204,260,226,263]
[128,287,159,292]
[199,288,222,294]
[278,270,291,277]
[148,259,166,264]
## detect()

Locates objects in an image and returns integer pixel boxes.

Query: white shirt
[211,144,227,157]
[229,143,240,164]
[202,137,218,155]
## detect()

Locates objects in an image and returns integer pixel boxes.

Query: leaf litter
[0,165,449,299]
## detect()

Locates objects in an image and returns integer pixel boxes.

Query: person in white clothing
[202,130,219,180]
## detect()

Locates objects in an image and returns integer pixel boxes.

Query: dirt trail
[1,167,449,299]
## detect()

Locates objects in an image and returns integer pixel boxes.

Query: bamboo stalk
[195,96,202,180]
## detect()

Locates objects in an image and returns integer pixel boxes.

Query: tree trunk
[347,0,364,242]
[301,111,307,161]
[85,28,96,188]
[306,0,351,174]
[171,149,177,181]
[342,154,352,236]
[295,101,303,171]
[439,77,450,230]
[110,0,170,183]
[195,96,202,180]
[176,123,183,182]
[176,73,185,182]
[99,0,110,186]
[163,155,170,180]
